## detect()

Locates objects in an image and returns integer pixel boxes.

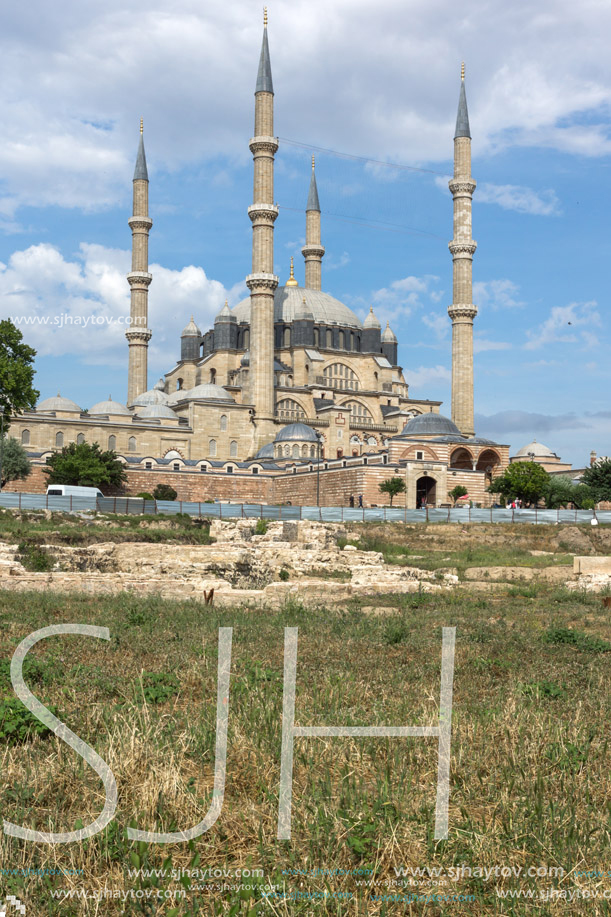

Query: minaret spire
[302,156,325,290]
[448,64,477,436]
[126,121,153,404]
[246,10,279,448]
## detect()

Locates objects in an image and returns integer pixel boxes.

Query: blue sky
[0,0,610,466]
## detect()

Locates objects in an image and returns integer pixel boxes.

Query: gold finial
[140,118,143,134]
[286,256,298,286]
[461,62,465,80]
[190,315,194,322]
[224,300,228,308]
[312,155,315,170]
[263,6,268,27]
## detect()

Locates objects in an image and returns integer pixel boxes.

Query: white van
[46,485,104,499]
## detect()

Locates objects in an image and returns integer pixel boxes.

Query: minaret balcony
[249,136,279,155]
[128,216,153,231]
[127,271,153,287]
[448,179,476,196]
[247,204,279,224]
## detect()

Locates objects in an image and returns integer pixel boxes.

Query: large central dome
[232,285,362,329]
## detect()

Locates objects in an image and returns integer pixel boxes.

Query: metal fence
[0,492,610,525]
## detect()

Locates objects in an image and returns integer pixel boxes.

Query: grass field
[1,521,611,914]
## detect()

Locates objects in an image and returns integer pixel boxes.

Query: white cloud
[1,0,611,218]
[370,274,440,319]
[476,183,560,215]
[1,242,235,370]
[473,337,512,353]
[422,312,449,340]
[474,279,525,311]
[524,300,602,350]
[405,364,451,390]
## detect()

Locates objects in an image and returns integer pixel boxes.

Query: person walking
[358,494,363,508]
[349,494,355,508]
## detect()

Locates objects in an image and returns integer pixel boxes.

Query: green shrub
[152,484,178,502]
[278,568,289,581]
[0,697,57,744]
[136,492,154,501]
[383,619,409,645]
[254,518,268,535]
[135,672,180,705]
[543,626,611,653]
[17,541,54,572]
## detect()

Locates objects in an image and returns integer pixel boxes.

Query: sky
[0,0,609,466]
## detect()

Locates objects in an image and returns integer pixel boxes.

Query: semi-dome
[183,383,235,402]
[232,286,362,329]
[37,393,82,413]
[129,386,170,408]
[181,316,201,336]
[401,412,462,437]
[89,397,131,416]
[134,404,178,420]
[363,307,381,329]
[274,422,318,443]
[514,439,556,458]
[382,321,397,342]
[254,442,275,460]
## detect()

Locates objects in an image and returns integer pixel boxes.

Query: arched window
[314,328,319,346]
[209,439,217,457]
[21,429,30,445]
[220,414,228,431]
[283,327,291,348]
[284,444,290,457]
[301,444,308,456]
[243,329,250,349]
[209,368,216,384]
[350,332,355,351]
[367,436,377,446]
[108,435,116,451]
[310,445,316,458]
[326,329,333,348]
[323,363,359,391]
[128,436,137,452]
[276,398,306,421]
[177,378,183,391]
[338,331,344,349]
[292,444,300,458]
[343,401,373,422]
[55,432,64,448]
[76,433,85,445]
[230,440,238,457]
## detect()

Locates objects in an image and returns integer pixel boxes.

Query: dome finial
[286,255,298,286]
[140,118,143,135]
[263,6,268,27]
[312,155,315,170]
[461,61,465,80]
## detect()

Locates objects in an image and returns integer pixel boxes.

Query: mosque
[8,15,514,508]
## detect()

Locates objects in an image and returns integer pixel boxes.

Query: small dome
[467,436,498,445]
[382,321,397,342]
[89,396,131,416]
[363,307,381,330]
[153,378,166,391]
[514,439,556,458]
[254,442,275,460]
[401,413,462,436]
[135,404,178,419]
[232,286,362,329]
[274,422,318,443]
[215,301,236,323]
[183,383,235,402]
[181,316,201,336]
[129,386,170,408]
[37,393,82,413]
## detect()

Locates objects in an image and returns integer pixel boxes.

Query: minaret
[301,156,325,289]
[126,120,153,404]
[246,8,279,438]
[448,64,477,437]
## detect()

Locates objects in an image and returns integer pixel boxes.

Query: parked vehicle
[46,485,104,499]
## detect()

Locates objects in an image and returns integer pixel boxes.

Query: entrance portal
[416,475,437,507]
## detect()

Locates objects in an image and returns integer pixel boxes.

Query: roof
[129,386,170,407]
[314,397,335,412]
[37,394,82,413]
[467,436,499,446]
[274,422,318,443]
[254,442,275,460]
[233,286,362,329]
[401,412,462,436]
[89,398,131,416]
[363,307,381,329]
[183,383,235,402]
[382,321,397,343]
[513,439,557,458]
[214,302,236,323]
[181,316,201,336]
[135,404,178,420]
[256,24,273,93]
[306,168,320,212]
[455,78,471,139]
[134,134,148,181]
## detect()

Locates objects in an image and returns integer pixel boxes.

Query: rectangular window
[416,451,424,460]
[252,467,259,475]
[145,462,152,470]
[227,466,233,474]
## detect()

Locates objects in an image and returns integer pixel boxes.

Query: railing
[1,492,610,525]
[349,421,397,433]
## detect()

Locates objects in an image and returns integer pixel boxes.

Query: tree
[44,442,127,490]
[153,483,178,502]
[0,320,39,431]
[448,484,468,505]
[487,461,550,505]
[379,476,406,506]
[0,437,32,488]
[542,475,578,509]
[581,458,611,505]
